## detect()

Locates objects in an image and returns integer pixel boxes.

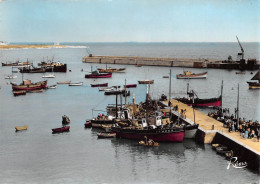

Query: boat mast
[133,93,135,120]
[124,79,127,105]
[115,86,118,119]
[237,83,239,129]
[169,69,172,118]
[187,82,189,98]
[221,80,223,114]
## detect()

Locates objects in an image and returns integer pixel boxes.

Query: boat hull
[124,84,137,88]
[138,80,154,84]
[97,132,116,138]
[176,72,207,79]
[91,119,114,128]
[113,127,185,142]
[184,124,199,138]
[57,81,71,84]
[98,68,125,73]
[15,125,28,131]
[91,83,108,87]
[12,81,47,91]
[177,96,221,107]
[69,82,83,86]
[247,82,260,89]
[13,90,26,96]
[52,126,70,133]
[85,73,112,78]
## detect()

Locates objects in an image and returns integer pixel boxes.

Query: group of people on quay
[208,108,260,141]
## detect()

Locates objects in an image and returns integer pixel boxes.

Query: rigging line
[91,95,108,110]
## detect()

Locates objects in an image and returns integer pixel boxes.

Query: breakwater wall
[82,56,260,70]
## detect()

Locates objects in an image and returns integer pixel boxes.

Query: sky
[0,0,259,42]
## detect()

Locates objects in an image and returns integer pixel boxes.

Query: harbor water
[0,43,259,183]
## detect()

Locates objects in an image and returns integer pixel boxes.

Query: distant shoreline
[0,45,66,49]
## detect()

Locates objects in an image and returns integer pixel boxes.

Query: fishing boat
[13,90,26,96]
[2,61,30,67]
[176,88,222,107]
[176,71,208,79]
[138,80,154,84]
[97,132,116,138]
[91,83,108,87]
[176,96,222,107]
[52,126,70,133]
[247,69,260,89]
[98,86,115,91]
[62,115,70,125]
[57,81,71,84]
[15,125,28,131]
[19,66,46,73]
[4,75,17,79]
[12,80,47,91]
[97,68,125,73]
[124,84,137,88]
[112,126,185,142]
[69,82,83,86]
[44,64,67,72]
[85,70,112,78]
[47,85,57,89]
[138,140,159,147]
[136,64,142,67]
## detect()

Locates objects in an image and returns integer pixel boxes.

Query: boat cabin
[138,115,162,128]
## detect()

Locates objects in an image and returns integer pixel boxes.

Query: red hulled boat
[176,96,222,107]
[13,90,26,96]
[85,71,112,78]
[112,126,185,142]
[124,84,137,88]
[12,80,47,91]
[91,83,108,87]
[52,126,70,133]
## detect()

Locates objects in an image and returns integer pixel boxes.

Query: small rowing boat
[138,80,154,84]
[52,126,70,133]
[138,140,159,147]
[57,81,71,84]
[15,125,28,131]
[5,75,17,79]
[69,82,83,86]
[84,120,92,128]
[42,74,55,78]
[47,85,57,89]
[97,132,116,138]
[98,86,115,91]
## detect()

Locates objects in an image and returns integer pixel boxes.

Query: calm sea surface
[0,43,259,183]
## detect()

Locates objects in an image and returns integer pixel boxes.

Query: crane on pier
[236,36,245,62]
